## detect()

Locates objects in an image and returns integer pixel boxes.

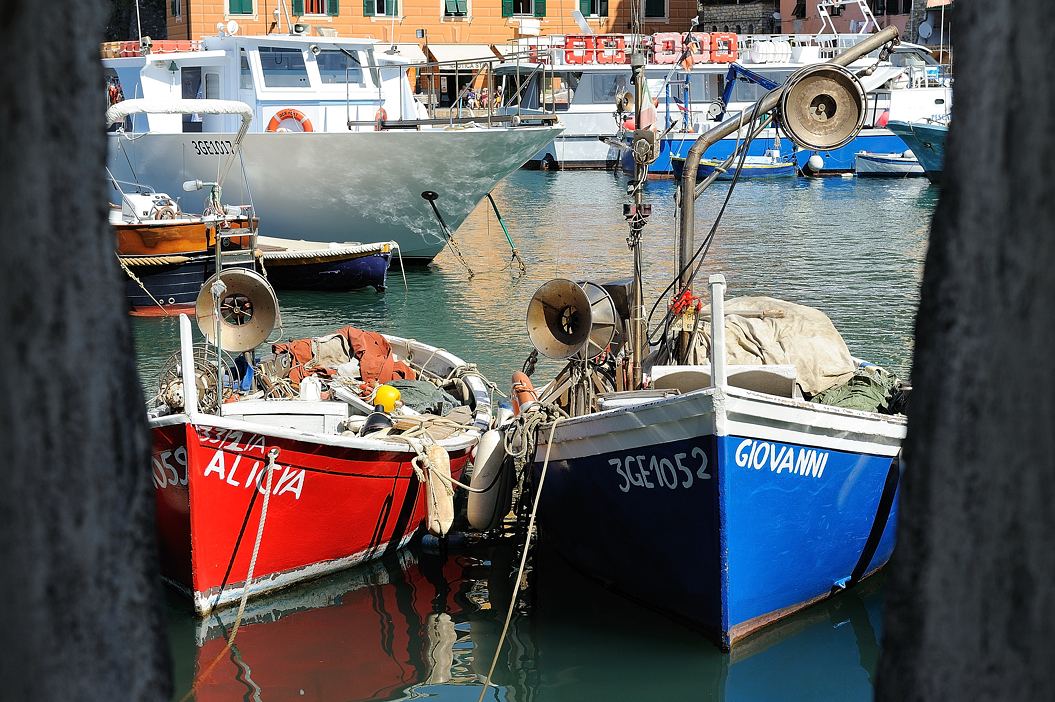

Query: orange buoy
[511,371,539,415]
[266,108,313,133]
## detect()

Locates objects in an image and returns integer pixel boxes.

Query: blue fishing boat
[672,151,797,180]
[257,237,392,292]
[886,120,947,183]
[492,28,906,651]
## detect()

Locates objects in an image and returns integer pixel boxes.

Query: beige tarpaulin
[689,296,856,395]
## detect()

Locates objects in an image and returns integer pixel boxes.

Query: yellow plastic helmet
[373,385,401,413]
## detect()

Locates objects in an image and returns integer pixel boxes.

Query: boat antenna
[134,0,143,42]
[277,0,294,35]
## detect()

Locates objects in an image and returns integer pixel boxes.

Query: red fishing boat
[149,303,492,614]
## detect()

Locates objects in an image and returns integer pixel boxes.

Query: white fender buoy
[425,445,454,537]
[805,153,825,175]
[467,430,514,531]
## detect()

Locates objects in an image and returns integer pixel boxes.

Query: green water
[135,170,936,701]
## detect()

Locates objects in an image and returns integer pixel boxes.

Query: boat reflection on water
[166,538,884,702]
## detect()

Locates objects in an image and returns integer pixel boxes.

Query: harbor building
[165,0,702,45]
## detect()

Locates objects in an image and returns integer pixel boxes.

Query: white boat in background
[494,0,950,175]
[855,150,925,177]
[103,31,562,263]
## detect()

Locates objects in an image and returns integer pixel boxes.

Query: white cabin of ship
[104,34,427,134]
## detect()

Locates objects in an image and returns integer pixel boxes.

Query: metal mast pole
[627,1,651,389]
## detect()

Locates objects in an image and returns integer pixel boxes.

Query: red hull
[191,552,474,702]
[152,419,468,613]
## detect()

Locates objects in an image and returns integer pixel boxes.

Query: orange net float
[511,371,539,415]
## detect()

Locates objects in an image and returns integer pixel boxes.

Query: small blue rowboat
[672,152,797,180]
[257,237,392,292]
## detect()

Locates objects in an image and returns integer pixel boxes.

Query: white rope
[476,417,561,702]
[178,447,278,702]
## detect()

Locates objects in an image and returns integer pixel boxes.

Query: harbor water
[132,170,936,701]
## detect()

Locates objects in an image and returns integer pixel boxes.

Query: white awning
[105,99,254,145]
[426,44,500,65]
[375,43,428,63]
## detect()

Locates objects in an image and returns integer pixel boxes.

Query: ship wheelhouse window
[317,49,364,85]
[240,49,253,90]
[258,46,310,88]
[591,74,628,104]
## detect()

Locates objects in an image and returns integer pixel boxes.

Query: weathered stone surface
[0,1,172,700]
[876,1,1055,700]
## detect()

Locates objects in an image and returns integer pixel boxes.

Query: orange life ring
[374,108,387,131]
[266,108,313,133]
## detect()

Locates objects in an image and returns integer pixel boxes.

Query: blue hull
[264,250,391,292]
[886,120,947,183]
[532,390,901,648]
[643,129,915,176]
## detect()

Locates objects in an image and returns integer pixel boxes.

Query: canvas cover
[688,296,856,395]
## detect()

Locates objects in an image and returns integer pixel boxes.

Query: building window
[363,0,397,16]
[792,1,806,19]
[229,0,253,14]
[644,0,664,19]
[578,0,608,16]
[294,0,340,14]
[171,0,181,18]
[502,0,546,18]
[444,0,467,16]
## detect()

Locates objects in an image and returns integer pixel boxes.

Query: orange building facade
[167,1,701,45]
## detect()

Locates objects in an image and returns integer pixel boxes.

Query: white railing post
[179,314,199,418]
[709,274,727,390]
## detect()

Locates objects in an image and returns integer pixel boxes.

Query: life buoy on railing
[652,33,683,64]
[266,108,313,132]
[374,107,387,131]
[595,35,626,64]
[711,32,738,63]
[564,35,595,64]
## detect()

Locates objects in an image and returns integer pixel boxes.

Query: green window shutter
[599,0,608,16]
[445,0,458,12]
[502,0,513,17]
[292,0,304,15]
[457,0,467,13]
[534,0,546,18]
[644,0,664,18]
[363,0,374,16]
[386,0,398,16]
[229,0,251,15]
[327,0,339,16]
[579,0,590,15]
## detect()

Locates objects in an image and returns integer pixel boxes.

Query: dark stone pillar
[0,1,172,699]
[876,1,1055,700]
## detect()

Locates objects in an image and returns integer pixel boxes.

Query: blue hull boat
[259,238,392,292]
[533,384,902,648]
[521,280,905,650]
[886,120,948,183]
